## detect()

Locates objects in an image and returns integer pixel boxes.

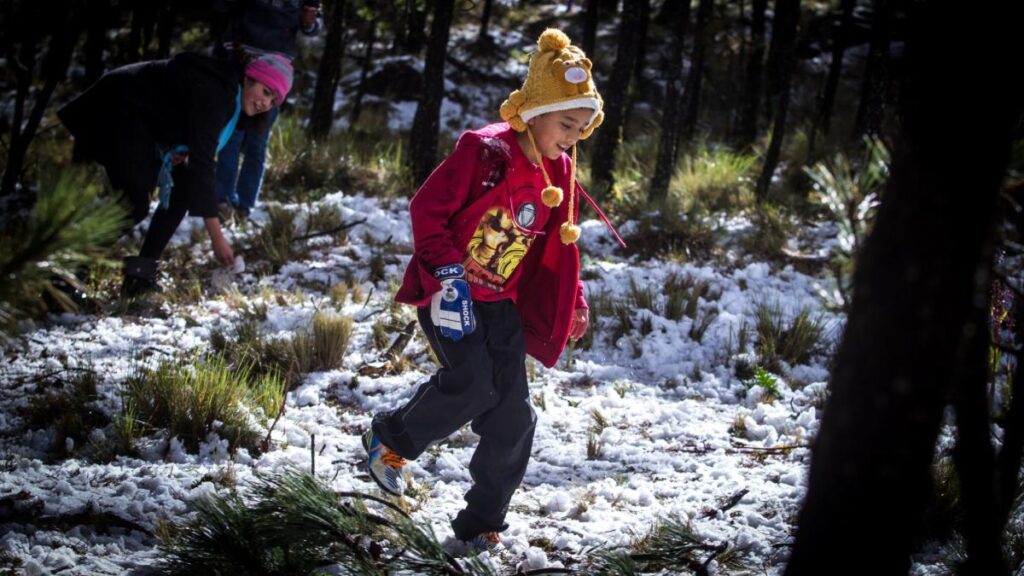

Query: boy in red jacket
[363,28,622,553]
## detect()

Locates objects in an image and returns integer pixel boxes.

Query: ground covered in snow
[1,194,974,576]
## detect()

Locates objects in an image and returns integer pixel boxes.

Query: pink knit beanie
[244,54,293,104]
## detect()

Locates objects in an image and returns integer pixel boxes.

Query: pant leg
[138,168,190,259]
[451,300,536,540]
[235,106,277,211]
[215,126,245,206]
[372,303,501,459]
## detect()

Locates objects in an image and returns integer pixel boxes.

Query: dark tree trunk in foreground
[589,0,644,198]
[853,0,892,139]
[409,0,455,184]
[308,0,347,141]
[784,1,1021,574]
[754,0,799,201]
[734,0,766,148]
[680,0,714,141]
[1,2,81,198]
[648,0,691,201]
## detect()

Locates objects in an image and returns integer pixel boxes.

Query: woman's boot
[120,256,160,297]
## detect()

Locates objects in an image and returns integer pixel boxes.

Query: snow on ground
[1,191,958,575]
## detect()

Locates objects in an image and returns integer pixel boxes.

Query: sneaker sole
[362,432,403,497]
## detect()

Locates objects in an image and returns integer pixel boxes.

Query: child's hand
[569,308,589,341]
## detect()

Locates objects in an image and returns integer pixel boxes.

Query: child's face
[242,77,277,116]
[527,109,593,160]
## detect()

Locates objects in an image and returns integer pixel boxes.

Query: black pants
[138,164,190,260]
[372,299,536,541]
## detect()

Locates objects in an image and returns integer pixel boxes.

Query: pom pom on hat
[500,28,603,140]
[245,53,293,104]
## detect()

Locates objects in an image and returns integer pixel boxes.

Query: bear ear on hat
[500,90,528,132]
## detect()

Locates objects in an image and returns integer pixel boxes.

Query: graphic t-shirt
[463,180,551,302]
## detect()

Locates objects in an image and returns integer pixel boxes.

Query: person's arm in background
[300,0,321,35]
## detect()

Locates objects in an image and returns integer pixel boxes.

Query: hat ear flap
[580,110,604,140]
[500,90,529,131]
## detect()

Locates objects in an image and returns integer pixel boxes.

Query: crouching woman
[58,51,292,295]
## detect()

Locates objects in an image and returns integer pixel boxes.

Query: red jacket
[396,123,586,368]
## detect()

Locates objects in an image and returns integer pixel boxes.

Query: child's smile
[521,109,593,161]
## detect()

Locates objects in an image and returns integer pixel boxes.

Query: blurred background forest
[0,0,919,207]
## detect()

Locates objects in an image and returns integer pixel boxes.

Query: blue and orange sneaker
[362,430,406,496]
[465,531,504,554]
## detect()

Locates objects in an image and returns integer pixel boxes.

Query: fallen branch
[292,217,368,243]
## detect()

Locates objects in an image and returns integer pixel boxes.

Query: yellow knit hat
[500,29,603,245]
[500,29,604,140]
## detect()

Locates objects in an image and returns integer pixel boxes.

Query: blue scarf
[157,87,242,209]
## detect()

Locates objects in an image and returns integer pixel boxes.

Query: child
[58,52,292,295]
[363,28,623,552]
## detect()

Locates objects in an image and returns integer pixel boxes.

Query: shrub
[292,311,354,373]
[671,147,758,214]
[122,357,283,453]
[0,169,127,333]
[806,137,889,311]
[753,299,830,373]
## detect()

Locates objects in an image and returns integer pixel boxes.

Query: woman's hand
[205,217,235,266]
[569,308,589,341]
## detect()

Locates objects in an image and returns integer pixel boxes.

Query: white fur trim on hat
[520,97,602,125]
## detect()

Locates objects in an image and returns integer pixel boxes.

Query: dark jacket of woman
[58,52,245,223]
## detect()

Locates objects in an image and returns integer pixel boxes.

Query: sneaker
[465,531,504,554]
[362,430,406,496]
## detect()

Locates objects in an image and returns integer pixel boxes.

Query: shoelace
[381,449,406,469]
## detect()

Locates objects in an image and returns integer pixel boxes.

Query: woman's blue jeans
[215,106,278,211]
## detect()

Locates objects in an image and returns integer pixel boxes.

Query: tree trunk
[308,0,347,141]
[754,0,799,202]
[477,0,492,44]
[1,3,81,198]
[589,0,644,199]
[853,0,892,139]
[818,0,854,136]
[349,19,377,128]
[582,0,598,59]
[155,0,175,59]
[763,0,796,122]
[397,0,427,55]
[409,0,455,184]
[632,0,650,87]
[648,0,692,202]
[806,0,854,164]
[783,1,1020,573]
[680,0,713,141]
[83,0,110,86]
[734,0,766,149]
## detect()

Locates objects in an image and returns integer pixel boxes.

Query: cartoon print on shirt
[464,200,540,291]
